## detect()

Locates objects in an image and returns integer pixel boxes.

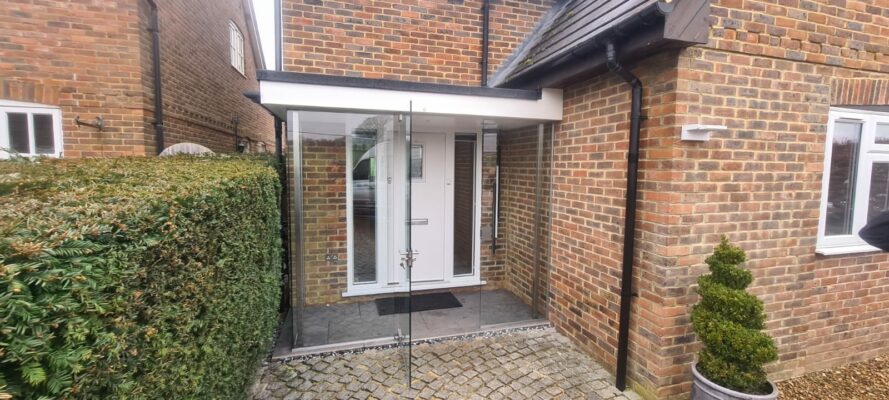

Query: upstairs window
[818,108,889,254]
[229,21,245,75]
[0,100,63,158]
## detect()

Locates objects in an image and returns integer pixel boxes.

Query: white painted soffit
[259,80,563,121]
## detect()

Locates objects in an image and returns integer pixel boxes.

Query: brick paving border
[251,327,642,400]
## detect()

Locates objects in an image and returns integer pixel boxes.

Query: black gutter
[480,0,490,86]
[606,40,643,392]
[146,0,165,154]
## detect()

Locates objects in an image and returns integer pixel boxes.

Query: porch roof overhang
[491,0,711,89]
[256,70,563,122]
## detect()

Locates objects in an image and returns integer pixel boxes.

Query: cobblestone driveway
[251,327,641,400]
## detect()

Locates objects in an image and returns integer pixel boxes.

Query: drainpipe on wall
[146,0,165,154]
[233,115,242,153]
[274,0,282,71]
[480,0,490,86]
[606,40,643,392]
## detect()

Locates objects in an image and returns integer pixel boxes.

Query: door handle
[399,249,419,269]
[408,218,429,226]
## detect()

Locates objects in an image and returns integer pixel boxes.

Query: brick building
[259,0,889,399]
[0,0,273,158]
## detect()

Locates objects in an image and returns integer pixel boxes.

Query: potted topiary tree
[690,236,779,400]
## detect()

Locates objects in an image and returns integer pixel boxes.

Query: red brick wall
[146,0,274,154]
[280,0,553,85]
[0,0,147,157]
[480,150,506,284]
[0,0,272,157]
[545,50,682,400]
[499,125,551,315]
[299,135,349,305]
[640,0,889,398]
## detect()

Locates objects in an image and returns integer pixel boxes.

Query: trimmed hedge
[691,236,777,394]
[0,156,281,399]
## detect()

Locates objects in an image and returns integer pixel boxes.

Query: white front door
[344,127,482,297]
[409,132,448,282]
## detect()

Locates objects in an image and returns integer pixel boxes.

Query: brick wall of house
[0,0,272,158]
[145,0,274,154]
[498,125,552,315]
[0,0,148,157]
[545,50,683,400]
[480,150,506,284]
[299,135,349,305]
[280,0,553,86]
[637,1,889,398]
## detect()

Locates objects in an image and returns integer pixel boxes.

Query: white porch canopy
[257,71,563,122]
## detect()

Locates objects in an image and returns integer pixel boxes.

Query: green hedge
[0,156,282,399]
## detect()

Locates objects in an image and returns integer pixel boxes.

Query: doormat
[375,292,462,316]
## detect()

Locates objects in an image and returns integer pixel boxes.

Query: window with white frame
[0,100,63,159]
[817,108,889,254]
[229,21,245,75]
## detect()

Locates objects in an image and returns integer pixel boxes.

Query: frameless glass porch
[280,111,555,360]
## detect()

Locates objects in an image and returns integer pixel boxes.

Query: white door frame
[343,129,483,297]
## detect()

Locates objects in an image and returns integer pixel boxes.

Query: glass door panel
[395,108,412,384]
[287,110,412,375]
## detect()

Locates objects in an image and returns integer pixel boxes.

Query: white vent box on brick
[680,124,728,141]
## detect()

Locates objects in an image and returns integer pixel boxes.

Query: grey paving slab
[252,327,640,400]
[295,289,537,346]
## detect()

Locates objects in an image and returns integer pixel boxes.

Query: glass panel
[33,114,55,154]
[351,127,380,283]
[480,123,551,327]
[7,112,29,153]
[399,108,411,385]
[876,123,889,145]
[825,120,862,236]
[868,163,889,222]
[289,111,415,354]
[453,134,475,276]
[410,144,423,180]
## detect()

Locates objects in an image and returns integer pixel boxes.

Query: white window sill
[816,244,882,256]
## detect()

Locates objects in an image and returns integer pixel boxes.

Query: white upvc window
[0,100,63,159]
[229,21,245,75]
[817,107,889,255]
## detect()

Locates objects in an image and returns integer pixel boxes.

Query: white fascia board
[260,80,563,121]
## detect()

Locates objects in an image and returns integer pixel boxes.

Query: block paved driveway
[251,327,642,400]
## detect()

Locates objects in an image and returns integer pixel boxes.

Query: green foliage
[0,156,281,399]
[691,236,777,395]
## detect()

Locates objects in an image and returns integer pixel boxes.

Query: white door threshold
[342,279,486,298]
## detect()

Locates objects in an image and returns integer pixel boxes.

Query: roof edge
[257,70,543,100]
[496,0,710,89]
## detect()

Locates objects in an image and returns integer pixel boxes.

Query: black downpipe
[274,117,291,312]
[274,117,283,163]
[480,0,490,86]
[274,0,283,71]
[606,41,643,392]
[146,0,165,154]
